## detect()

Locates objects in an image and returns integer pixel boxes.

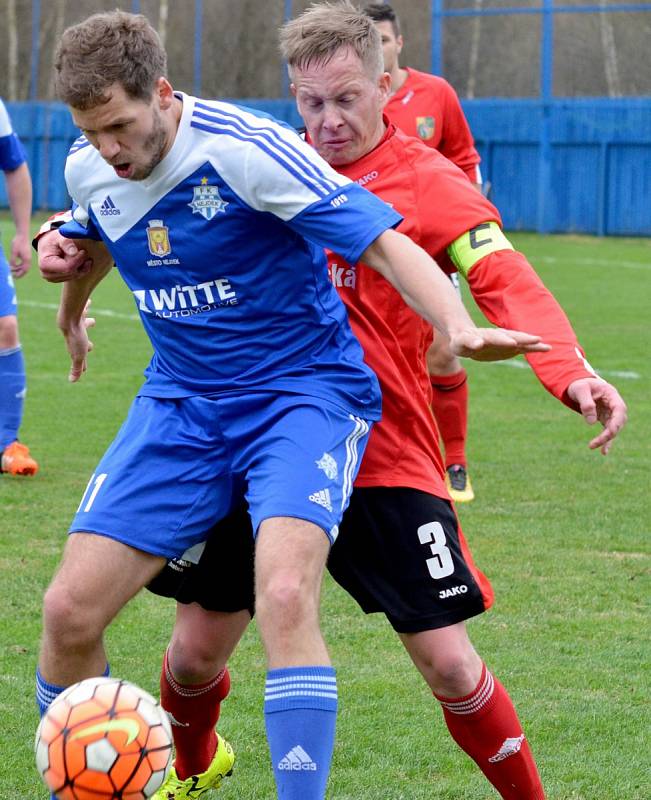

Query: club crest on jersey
[416,116,435,141]
[146,219,172,257]
[188,177,229,221]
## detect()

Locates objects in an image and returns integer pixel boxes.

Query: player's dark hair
[55,10,167,109]
[363,2,401,37]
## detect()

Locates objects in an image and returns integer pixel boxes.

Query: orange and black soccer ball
[35,676,173,800]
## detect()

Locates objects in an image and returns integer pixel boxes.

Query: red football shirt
[326,122,594,494]
[385,68,481,183]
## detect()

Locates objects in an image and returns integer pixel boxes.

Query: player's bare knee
[170,637,223,682]
[0,314,19,349]
[256,573,316,631]
[429,648,482,696]
[42,582,103,650]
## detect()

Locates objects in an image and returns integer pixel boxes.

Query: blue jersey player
[0,98,38,476]
[35,11,548,800]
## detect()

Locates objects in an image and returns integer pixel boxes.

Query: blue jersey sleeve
[59,203,103,241]
[287,183,402,265]
[0,133,26,171]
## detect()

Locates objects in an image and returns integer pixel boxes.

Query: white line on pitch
[21,299,139,321]
[487,359,640,380]
[22,300,641,380]
[533,256,651,270]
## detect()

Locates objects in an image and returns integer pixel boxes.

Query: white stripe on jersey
[63,93,352,241]
[192,101,340,198]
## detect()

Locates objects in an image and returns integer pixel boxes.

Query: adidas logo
[308,488,332,512]
[278,745,317,771]
[488,734,525,763]
[99,195,120,216]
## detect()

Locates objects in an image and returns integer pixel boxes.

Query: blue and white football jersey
[0,99,26,172]
[61,94,401,417]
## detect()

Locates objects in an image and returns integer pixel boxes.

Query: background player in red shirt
[364,2,481,187]
[141,5,626,800]
[364,2,482,501]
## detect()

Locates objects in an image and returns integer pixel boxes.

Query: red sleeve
[413,148,499,262]
[467,250,596,411]
[438,81,480,183]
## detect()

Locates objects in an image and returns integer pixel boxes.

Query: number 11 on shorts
[77,473,108,512]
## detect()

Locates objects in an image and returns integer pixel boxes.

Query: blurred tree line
[1,0,650,101]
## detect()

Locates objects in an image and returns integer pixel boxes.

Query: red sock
[430,368,468,468]
[160,650,231,780]
[435,665,545,800]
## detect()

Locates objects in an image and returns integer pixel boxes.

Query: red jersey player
[139,6,626,800]
[365,2,482,501]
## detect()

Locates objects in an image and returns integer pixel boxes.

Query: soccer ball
[35,676,173,800]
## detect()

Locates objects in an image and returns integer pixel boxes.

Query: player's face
[292,48,391,166]
[71,80,176,181]
[374,20,403,75]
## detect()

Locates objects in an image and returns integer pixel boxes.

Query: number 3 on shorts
[417,521,454,579]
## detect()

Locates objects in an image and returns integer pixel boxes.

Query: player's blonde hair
[279,1,384,81]
[54,10,167,110]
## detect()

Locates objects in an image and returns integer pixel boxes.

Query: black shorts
[146,503,255,615]
[329,487,492,632]
[147,488,492,633]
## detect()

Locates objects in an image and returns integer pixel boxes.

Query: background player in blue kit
[0,98,38,476]
[34,11,549,800]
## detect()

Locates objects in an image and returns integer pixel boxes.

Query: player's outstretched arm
[449,327,551,362]
[361,228,550,362]
[566,377,627,455]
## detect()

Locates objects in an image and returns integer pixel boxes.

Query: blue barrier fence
[2,98,650,236]
[464,98,651,237]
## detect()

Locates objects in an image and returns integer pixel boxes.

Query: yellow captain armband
[447,221,514,279]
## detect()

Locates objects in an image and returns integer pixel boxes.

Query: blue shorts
[70,392,371,558]
[0,247,17,317]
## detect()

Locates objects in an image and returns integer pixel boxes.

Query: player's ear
[156,77,174,110]
[396,35,404,55]
[290,83,297,98]
[379,72,391,101]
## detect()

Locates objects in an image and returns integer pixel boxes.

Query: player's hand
[567,377,627,455]
[38,230,93,282]
[450,327,550,362]
[10,233,32,278]
[60,300,96,383]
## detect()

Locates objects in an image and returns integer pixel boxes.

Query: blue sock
[36,670,66,800]
[36,664,110,717]
[37,665,110,800]
[264,666,337,800]
[35,668,67,719]
[0,345,26,450]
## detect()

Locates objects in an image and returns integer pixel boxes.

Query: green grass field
[1,215,649,799]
